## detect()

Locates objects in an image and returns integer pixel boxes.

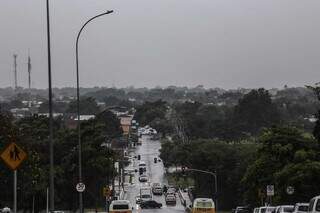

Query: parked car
[259,206,276,213]
[140,200,162,209]
[293,203,309,213]
[165,194,177,205]
[275,205,294,213]
[154,157,157,163]
[253,208,260,213]
[308,195,320,213]
[235,206,250,213]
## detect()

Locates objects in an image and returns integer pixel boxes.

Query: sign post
[14,170,17,213]
[266,185,274,205]
[1,142,27,213]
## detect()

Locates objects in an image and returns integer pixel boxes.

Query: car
[235,206,250,213]
[253,208,260,213]
[166,187,176,196]
[154,157,157,163]
[109,200,132,213]
[135,196,142,204]
[275,205,294,213]
[140,200,162,209]
[165,194,177,205]
[152,183,163,195]
[139,175,148,182]
[259,206,276,213]
[293,203,309,213]
[308,195,320,213]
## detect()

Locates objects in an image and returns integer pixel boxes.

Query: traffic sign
[76,183,86,192]
[266,185,274,196]
[0,142,27,171]
[286,186,294,195]
[103,186,112,197]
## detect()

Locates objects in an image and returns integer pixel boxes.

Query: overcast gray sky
[1,0,320,89]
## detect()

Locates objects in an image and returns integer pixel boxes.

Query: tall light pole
[75,10,114,213]
[46,0,54,211]
[184,168,218,210]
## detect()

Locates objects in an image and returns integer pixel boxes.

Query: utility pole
[27,53,31,89]
[13,54,18,89]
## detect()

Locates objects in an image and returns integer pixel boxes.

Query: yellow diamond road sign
[1,142,27,171]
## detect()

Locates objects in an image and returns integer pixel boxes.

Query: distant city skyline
[1,0,320,89]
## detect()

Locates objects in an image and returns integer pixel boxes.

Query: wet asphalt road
[124,135,186,213]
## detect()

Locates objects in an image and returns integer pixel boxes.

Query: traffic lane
[127,136,185,212]
[138,136,185,213]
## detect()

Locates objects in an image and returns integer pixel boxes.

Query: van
[109,200,132,213]
[192,198,215,213]
[308,195,320,213]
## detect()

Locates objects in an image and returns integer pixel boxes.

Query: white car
[152,183,163,195]
[259,206,276,213]
[293,203,309,213]
[165,194,177,205]
[275,205,294,213]
[139,175,148,182]
[309,195,320,213]
[109,200,132,212]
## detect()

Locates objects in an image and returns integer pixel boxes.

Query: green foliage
[38,101,69,113]
[0,110,121,210]
[242,126,320,205]
[233,88,280,135]
[160,139,257,210]
[67,97,100,115]
[307,84,320,142]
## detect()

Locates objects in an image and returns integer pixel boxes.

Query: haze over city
[1,0,320,89]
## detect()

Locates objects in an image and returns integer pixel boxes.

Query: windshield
[195,201,213,208]
[298,206,309,212]
[113,205,129,210]
[141,194,151,198]
[283,207,294,213]
[316,200,320,212]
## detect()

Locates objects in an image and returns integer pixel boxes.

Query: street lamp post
[185,168,218,210]
[45,0,54,211]
[75,10,113,213]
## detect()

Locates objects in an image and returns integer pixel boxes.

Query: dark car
[154,157,157,163]
[140,200,162,209]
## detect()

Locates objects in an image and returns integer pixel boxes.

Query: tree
[307,84,320,142]
[242,126,320,205]
[134,100,167,126]
[233,88,280,136]
[67,97,100,115]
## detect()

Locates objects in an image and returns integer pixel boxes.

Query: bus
[192,198,215,213]
[109,200,132,213]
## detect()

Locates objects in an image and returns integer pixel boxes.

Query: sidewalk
[178,189,193,212]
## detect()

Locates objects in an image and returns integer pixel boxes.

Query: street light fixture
[75,10,114,213]
[183,168,218,210]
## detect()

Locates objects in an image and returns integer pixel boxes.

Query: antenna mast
[13,54,18,89]
[28,53,31,89]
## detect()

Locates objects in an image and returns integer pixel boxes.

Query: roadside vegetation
[0,110,122,211]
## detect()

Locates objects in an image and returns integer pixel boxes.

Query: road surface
[124,135,186,213]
